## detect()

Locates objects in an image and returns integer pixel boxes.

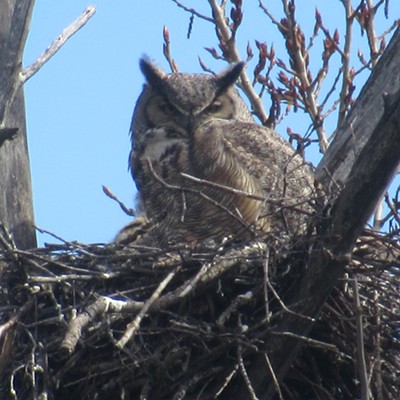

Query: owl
[124,58,319,247]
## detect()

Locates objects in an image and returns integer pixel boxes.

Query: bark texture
[0,0,36,250]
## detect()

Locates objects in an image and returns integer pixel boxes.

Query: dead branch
[116,268,178,349]
[2,6,96,127]
[353,276,370,400]
[21,6,96,84]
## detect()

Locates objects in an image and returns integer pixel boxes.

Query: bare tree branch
[20,6,96,84]
[207,0,269,124]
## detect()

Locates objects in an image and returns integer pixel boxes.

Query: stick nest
[0,230,399,399]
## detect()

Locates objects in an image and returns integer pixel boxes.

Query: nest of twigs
[0,228,399,400]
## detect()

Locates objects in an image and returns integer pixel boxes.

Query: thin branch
[354,276,370,400]
[270,331,341,353]
[385,191,400,225]
[172,0,214,23]
[373,290,384,400]
[262,246,270,320]
[217,291,254,326]
[163,26,179,73]
[116,268,178,349]
[237,346,258,400]
[146,159,253,231]
[215,366,239,397]
[337,0,354,129]
[266,280,315,322]
[102,185,135,217]
[1,6,96,130]
[21,6,96,83]
[366,0,379,67]
[264,352,284,400]
[207,0,269,124]
[181,172,265,202]
[0,223,19,262]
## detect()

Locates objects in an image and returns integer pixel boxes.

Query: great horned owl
[125,58,319,247]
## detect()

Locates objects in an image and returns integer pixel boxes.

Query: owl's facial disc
[144,91,236,134]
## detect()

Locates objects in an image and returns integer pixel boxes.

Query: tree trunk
[230,26,400,400]
[316,26,400,190]
[0,0,36,249]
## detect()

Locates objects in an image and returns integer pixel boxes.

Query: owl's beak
[185,113,206,135]
[186,115,196,134]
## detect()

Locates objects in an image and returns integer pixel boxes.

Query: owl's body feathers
[125,59,318,246]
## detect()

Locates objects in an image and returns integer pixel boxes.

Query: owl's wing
[192,120,314,190]
[191,120,318,236]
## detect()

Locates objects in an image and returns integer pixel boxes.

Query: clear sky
[23,1,400,246]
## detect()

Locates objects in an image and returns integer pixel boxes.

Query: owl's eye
[157,100,176,115]
[205,99,223,114]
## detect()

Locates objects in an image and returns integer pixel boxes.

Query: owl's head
[131,58,253,143]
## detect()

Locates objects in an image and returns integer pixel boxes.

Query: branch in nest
[60,241,267,354]
[61,296,145,354]
[116,267,178,349]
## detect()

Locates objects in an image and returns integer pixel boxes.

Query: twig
[207,0,269,124]
[215,366,239,397]
[61,296,145,354]
[270,331,341,353]
[259,0,329,151]
[162,26,179,72]
[150,241,266,312]
[264,352,284,400]
[172,368,221,400]
[337,0,354,130]
[267,279,315,322]
[0,300,35,380]
[172,0,214,23]
[373,289,383,400]
[180,172,265,201]
[365,0,379,67]
[35,225,73,245]
[0,223,19,262]
[178,262,211,297]
[146,158,253,231]
[384,192,400,225]
[262,246,270,320]
[237,346,258,400]
[116,268,178,349]
[16,248,99,274]
[217,291,254,326]
[35,226,105,258]
[353,276,370,400]
[102,185,135,217]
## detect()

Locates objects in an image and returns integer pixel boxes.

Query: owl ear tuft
[139,57,167,88]
[216,61,245,93]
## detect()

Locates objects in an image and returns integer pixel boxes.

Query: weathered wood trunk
[0,0,36,249]
[231,26,400,400]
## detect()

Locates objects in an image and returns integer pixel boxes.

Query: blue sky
[24,1,400,246]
